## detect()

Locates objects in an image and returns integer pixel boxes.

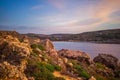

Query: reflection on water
[53,42,120,60]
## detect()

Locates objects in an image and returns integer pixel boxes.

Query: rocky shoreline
[0,31,120,80]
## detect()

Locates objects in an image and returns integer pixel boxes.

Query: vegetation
[30,52,39,56]
[71,60,90,79]
[53,65,62,71]
[25,57,63,80]
[96,63,106,69]
[96,75,107,80]
[114,70,120,78]
[31,44,46,51]
[30,29,120,43]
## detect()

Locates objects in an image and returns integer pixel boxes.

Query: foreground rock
[0,31,119,80]
[40,39,55,51]
[0,35,31,80]
[93,54,119,70]
[58,49,92,65]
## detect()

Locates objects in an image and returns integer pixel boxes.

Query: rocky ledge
[0,32,120,80]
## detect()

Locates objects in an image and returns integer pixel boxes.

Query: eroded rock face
[58,49,91,65]
[93,54,119,70]
[40,39,55,50]
[0,35,31,80]
[0,61,27,80]
[0,36,30,65]
[40,39,58,58]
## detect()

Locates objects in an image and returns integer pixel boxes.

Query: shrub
[37,45,46,51]
[45,64,55,72]
[78,70,90,79]
[96,75,107,80]
[25,58,64,80]
[73,64,90,79]
[54,65,62,71]
[31,44,46,51]
[31,44,37,49]
[33,70,55,80]
[30,52,38,56]
[114,70,120,78]
[96,63,106,69]
[108,77,117,80]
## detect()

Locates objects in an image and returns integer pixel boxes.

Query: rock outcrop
[0,61,27,80]
[0,35,31,80]
[93,54,119,70]
[0,31,119,80]
[58,49,92,65]
[40,39,55,50]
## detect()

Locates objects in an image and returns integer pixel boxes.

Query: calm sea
[53,42,120,60]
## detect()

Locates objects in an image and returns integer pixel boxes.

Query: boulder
[22,36,29,44]
[89,76,96,80]
[58,49,91,65]
[40,39,55,51]
[93,54,119,70]
[40,39,59,58]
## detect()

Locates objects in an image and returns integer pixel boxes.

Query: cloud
[75,18,101,26]
[0,25,35,30]
[48,0,67,9]
[94,0,120,24]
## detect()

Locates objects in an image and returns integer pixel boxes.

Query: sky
[0,0,120,34]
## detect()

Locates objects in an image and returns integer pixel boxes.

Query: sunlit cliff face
[0,0,120,34]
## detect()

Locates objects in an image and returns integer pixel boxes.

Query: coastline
[52,40,120,44]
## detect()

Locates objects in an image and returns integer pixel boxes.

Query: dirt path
[53,71,77,80]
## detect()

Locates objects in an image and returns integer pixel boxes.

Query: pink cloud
[48,0,67,9]
[94,0,120,23]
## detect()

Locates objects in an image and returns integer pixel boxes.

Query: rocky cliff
[0,31,119,80]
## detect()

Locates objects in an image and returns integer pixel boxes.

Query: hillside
[0,30,120,80]
[25,29,120,43]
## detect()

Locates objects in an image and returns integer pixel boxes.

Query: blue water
[53,42,120,59]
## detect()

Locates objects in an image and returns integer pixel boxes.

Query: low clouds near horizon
[0,0,120,34]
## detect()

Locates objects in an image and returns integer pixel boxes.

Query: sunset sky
[0,0,120,34]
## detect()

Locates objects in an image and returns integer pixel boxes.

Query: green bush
[30,52,38,56]
[96,63,106,69]
[78,70,90,79]
[37,45,46,51]
[73,64,90,79]
[108,77,117,80]
[25,57,65,80]
[31,44,46,51]
[54,65,62,71]
[33,71,55,80]
[96,75,107,80]
[45,64,55,72]
[31,44,37,49]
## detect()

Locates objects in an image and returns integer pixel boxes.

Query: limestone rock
[58,49,91,65]
[22,36,29,44]
[89,76,96,80]
[0,61,27,80]
[0,35,31,80]
[48,49,58,56]
[93,54,119,70]
[40,39,55,50]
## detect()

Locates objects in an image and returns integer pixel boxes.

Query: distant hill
[25,29,120,44]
